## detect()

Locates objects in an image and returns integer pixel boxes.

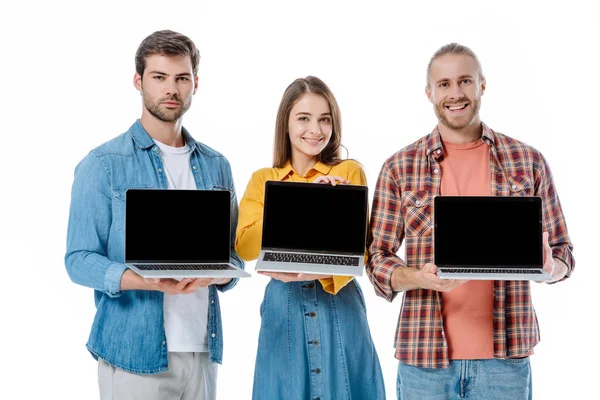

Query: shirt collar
[275,160,333,179]
[130,119,198,151]
[426,122,496,159]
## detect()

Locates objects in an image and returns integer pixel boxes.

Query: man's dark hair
[135,30,200,77]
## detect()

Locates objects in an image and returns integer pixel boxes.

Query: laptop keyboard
[134,264,235,271]
[263,252,359,266]
[439,268,542,274]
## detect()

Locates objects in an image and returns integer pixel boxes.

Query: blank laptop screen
[125,189,231,263]
[434,196,543,268]
[262,181,368,255]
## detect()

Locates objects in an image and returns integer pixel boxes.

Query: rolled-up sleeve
[535,153,575,283]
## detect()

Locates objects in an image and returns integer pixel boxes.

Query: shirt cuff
[104,262,128,298]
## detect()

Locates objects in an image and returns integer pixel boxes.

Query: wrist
[120,269,150,291]
[391,266,420,292]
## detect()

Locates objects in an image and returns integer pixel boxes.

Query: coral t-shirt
[439,138,495,359]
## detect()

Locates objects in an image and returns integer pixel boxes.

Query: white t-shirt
[154,139,209,353]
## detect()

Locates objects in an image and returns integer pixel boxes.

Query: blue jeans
[396,358,532,400]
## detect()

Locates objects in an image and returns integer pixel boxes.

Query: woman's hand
[258,271,332,282]
[313,175,350,186]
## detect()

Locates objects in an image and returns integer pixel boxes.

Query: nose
[449,83,464,100]
[165,77,179,97]
[308,120,321,135]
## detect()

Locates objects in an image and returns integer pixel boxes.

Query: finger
[297,273,331,281]
[176,278,193,291]
[259,272,291,281]
[184,278,212,292]
[542,231,553,261]
[421,263,437,274]
[325,176,339,186]
[195,278,214,288]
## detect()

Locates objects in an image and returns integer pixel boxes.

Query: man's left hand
[540,231,568,283]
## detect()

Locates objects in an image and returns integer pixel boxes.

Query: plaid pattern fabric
[367,123,575,368]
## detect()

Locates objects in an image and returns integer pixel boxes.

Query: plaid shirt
[367,123,575,368]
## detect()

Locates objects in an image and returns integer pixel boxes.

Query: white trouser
[98,352,218,400]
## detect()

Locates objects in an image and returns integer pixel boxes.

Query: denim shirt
[65,120,244,374]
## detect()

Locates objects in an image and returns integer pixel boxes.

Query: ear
[425,86,434,104]
[193,75,199,95]
[480,78,486,96]
[133,72,142,92]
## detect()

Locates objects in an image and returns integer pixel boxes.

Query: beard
[434,96,481,130]
[143,93,192,122]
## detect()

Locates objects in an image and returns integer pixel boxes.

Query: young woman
[235,76,385,399]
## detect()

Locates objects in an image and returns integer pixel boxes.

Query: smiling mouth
[302,137,324,144]
[445,103,468,111]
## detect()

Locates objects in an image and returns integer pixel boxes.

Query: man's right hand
[143,277,214,295]
[416,263,467,292]
[120,269,213,295]
[391,263,467,292]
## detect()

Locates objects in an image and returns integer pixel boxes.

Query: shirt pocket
[507,175,533,197]
[402,190,432,237]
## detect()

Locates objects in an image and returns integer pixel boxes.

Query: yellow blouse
[235,159,368,295]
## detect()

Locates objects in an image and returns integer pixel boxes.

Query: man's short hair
[135,30,200,77]
[426,43,484,87]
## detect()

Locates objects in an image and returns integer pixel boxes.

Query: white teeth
[303,138,322,143]
[447,104,467,111]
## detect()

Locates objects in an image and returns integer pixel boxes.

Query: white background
[1,0,598,399]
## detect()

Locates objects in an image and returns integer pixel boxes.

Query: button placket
[302,282,323,399]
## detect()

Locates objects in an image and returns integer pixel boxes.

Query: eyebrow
[148,71,192,77]
[295,112,332,116]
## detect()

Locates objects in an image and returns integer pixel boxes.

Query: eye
[319,117,331,123]
[298,116,309,121]
[177,77,190,82]
[153,75,165,81]
[438,82,448,88]
[461,78,472,85]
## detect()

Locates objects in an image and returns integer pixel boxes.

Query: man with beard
[65,30,244,400]
[367,43,574,399]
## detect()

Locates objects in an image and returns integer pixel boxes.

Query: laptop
[434,196,551,281]
[125,189,250,279]
[255,181,368,277]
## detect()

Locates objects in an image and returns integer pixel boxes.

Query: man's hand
[391,263,467,292]
[539,231,568,283]
[258,271,332,282]
[541,231,556,277]
[144,278,215,295]
[313,176,350,186]
[120,270,230,294]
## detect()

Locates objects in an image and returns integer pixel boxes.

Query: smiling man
[65,30,244,400]
[367,43,575,399]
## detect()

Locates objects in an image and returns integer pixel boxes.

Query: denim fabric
[396,358,532,400]
[65,120,244,373]
[252,279,385,400]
